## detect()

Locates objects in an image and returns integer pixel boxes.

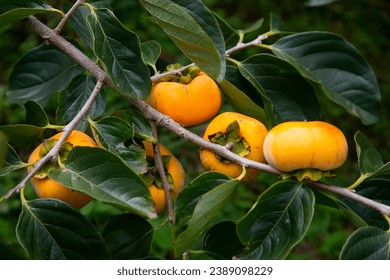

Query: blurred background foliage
[0,0,389,259]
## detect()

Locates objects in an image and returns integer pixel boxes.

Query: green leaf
[350,132,390,188]
[342,178,390,230]
[141,40,161,74]
[24,101,49,127]
[340,226,390,260]
[102,214,153,260]
[270,31,381,125]
[89,116,134,150]
[89,116,148,173]
[16,196,110,259]
[239,54,320,123]
[219,65,267,124]
[68,3,93,48]
[7,43,84,106]
[0,0,62,30]
[173,172,239,257]
[0,144,27,176]
[313,190,367,228]
[201,221,244,260]
[140,0,226,81]
[0,124,53,147]
[48,146,155,218]
[113,109,154,142]
[87,7,151,99]
[237,181,315,259]
[57,75,105,130]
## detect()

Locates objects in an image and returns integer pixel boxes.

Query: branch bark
[10,15,390,219]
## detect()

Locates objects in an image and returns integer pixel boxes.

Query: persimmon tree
[1,0,390,260]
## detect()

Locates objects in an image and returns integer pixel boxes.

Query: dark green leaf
[89,117,148,173]
[239,54,320,123]
[87,7,151,99]
[140,0,226,81]
[141,40,161,73]
[7,43,84,106]
[49,146,155,218]
[271,31,381,125]
[102,214,153,260]
[173,172,239,257]
[24,101,49,127]
[202,221,244,260]
[219,65,267,124]
[237,181,315,259]
[0,124,53,147]
[0,144,27,176]
[68,3,93,48]
[16,197,110,259]
[340,226,390,260]
[350,132,390,188]
[113,109,154,142]
[0,0,62,30]
[313,190,367,228]
[90,116,134,150]
[57,75,105,130]
[342,178,390,230]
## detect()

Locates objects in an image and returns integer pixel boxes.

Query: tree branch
[54,0,85,34]
[18,16,390,219]
[151,122,176,223]
[2,79,105,200]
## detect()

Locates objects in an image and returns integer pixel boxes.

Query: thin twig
[225,34,268,56]
[17,16,390,219]
[150,122,176,224]
[54,0,85,34]
[2,79,105,200]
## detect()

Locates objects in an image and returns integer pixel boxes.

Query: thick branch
[22,16,390,219]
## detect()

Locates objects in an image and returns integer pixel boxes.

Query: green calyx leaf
[281,169,334,182]
[159,64,201,84]
[208,120,250,163]
[143,155,174,189]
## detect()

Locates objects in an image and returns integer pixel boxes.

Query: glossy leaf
[0,0,62,29]
[340,226,390,260]
[102,214,153,260]
[173,172,239,257]
[313,189,366,228]
[237,181,315,259]
[350,131,390,188]
[90,116,134,150]
[7,43,84,106]
[219,65,267,124]
[49,146,155,218]
[57,75,105,130]
[68,3,93,48]
[0,144,27,176]
[140,0,226,81]
[239,54,320,123]
[89,116,147,173]
[0,124,51,147]
[271,31,381,125]
[202,221,244,260]
[24,101,49,127]
[342,178,390,230]
[141,40,161,74]
[87,7,150,99]
[113,109,154,142]
[16,196,110,260]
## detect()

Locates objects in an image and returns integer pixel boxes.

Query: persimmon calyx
[208,120,251,163]
[281,168,335,182]
[158,64,201,84]
[34,139,73,179]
